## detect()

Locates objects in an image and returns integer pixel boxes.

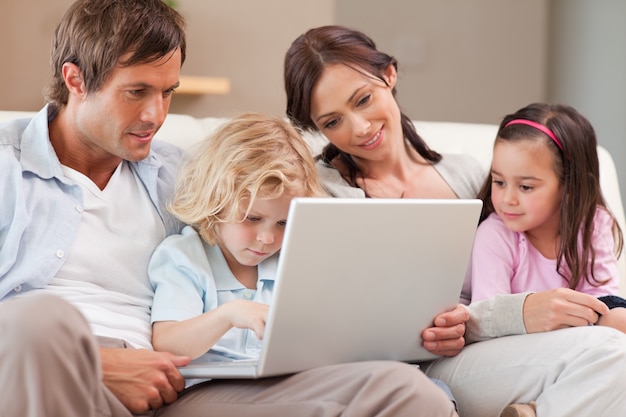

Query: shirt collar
[20,105,64,180]
[20,104,163,181]
[205,243,278,291]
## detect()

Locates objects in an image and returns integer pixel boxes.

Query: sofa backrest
[158,114,626,294]
[2,110,625,294]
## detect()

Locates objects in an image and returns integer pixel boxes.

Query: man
[0,1,461,416]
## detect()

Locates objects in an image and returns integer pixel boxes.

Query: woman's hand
[522,288,609,333]
[100,347,190,413]
[422,305,469,357]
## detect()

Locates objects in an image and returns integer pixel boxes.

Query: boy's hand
[224,300,269,340]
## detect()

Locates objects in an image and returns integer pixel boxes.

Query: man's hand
[422,305,469,357]
[100,347,190,413]
[523,288,609,333]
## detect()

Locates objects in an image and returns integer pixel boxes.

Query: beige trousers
[0,293,457,417]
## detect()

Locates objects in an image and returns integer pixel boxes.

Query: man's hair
[45,0,186,106]
[168,113,328,245]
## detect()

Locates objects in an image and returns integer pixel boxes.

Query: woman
[284,25,626,417]
[285,26,484,201]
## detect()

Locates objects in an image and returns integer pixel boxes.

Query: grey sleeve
[464,292,531,343]
[316,161,366,198]
[317,154,487,199]
[434,153,487,199]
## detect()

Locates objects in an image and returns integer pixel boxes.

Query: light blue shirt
[0,105,185,300]
[149,225,277,357]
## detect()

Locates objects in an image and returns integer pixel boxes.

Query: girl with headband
[465,102,626,325]
[465,102,624,315]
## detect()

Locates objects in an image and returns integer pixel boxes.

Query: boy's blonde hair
[169,113,327,245]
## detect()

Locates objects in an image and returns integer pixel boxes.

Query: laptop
[178,197,482,379]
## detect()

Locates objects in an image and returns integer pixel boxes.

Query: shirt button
[75,205,83,213]
[243,291,252,300]
[14,284,22,292]
[55,250,65,259]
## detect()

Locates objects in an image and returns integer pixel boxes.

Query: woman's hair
[478,102,623,289]
[45,0,186,106]
[284,25,441,187]
[169,113,327,245]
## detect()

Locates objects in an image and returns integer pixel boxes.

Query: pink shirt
[464,208,619,304]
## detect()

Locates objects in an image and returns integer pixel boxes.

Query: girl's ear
[383,64,397,88]
[62,62,87,98]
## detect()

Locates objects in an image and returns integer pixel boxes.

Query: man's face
[71,49,182,164]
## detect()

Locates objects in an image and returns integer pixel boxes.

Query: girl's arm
[522,288,609,333]
[579,208,620,295]
[152,300,269,359]
[468,215,517,303]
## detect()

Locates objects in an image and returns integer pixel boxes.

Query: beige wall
[337,0,548,125]
[171,0,335,118]
[2,0,624,215]
[1,0,546,123]
[1,0,74,111]
[0,0,335,118]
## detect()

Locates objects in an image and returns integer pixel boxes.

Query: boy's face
[69,48,182,164]
[218,193,293,276]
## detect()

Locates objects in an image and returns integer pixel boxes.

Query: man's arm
[99,347,190,413]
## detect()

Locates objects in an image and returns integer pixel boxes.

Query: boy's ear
[383,64,397,88]
[62,62,87,97]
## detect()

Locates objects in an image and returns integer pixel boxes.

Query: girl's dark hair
[478,102,623,290]
[284,25,440,187]
[46,0,186,106]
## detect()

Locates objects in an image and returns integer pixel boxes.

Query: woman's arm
[421,305,468,356]
[464,289,609,343]
[464,293,528,343]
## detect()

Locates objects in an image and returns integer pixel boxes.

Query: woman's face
[309,63,403,163]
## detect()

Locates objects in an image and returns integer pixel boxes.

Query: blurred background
[1,0,624,198]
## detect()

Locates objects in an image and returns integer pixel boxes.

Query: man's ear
[62,62,86,97]
[383,64,397,88]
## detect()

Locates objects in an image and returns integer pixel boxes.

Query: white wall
[548,0,626,204]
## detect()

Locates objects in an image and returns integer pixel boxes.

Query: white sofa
[1,110,625,295]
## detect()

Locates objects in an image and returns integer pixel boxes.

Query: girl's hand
[422,305,469,357]
[223,300,269,340]
[523,288,610,333]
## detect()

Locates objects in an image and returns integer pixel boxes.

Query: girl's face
[217,193,293,275]
[309,63,403,163]
[490,139,563,239]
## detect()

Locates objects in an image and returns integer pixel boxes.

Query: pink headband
[504,119,564,152]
